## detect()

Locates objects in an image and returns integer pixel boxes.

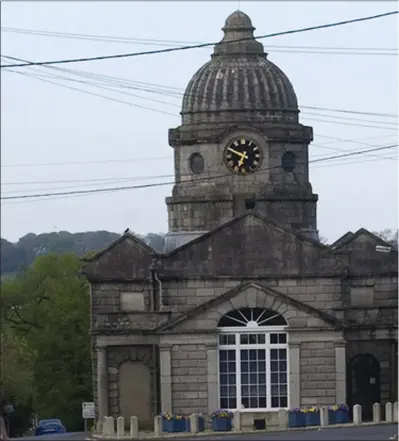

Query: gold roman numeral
[240,138,246,145]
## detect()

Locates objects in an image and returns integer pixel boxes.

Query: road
[12,424,398,441]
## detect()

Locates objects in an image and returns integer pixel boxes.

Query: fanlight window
[217,308,289,411]
[218,307,287,328]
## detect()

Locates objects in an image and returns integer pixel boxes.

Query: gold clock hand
[238,152,247,167]
[227,147,248,159]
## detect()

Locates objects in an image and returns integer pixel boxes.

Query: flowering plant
[289,408,302,413]
[211,409,233,419]
[329,404,349,411]
[301,407,319,413]
[160,412,174,420]
[160,412,184,420]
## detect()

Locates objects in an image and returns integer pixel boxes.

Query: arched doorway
[347,354,380,421]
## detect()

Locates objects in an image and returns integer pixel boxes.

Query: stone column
[334,342,347,404]
[289,344,300,408]
[206,344,219,414]
[160,344,172,412]
[97,345,109,421]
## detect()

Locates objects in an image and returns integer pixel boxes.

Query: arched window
[217,308,288,411]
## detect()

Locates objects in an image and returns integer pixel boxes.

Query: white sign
[82,402,95,419]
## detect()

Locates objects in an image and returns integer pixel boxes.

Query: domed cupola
[181,10,299,126]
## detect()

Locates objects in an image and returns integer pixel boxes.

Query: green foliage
[1,230,166,276]
[1,253,92,432]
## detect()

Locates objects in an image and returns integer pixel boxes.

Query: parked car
[35,419,66,436]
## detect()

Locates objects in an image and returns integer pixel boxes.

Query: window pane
[241,362,249,372]
[228,351,236,361]
[279,334,287,344]
[258,334,266,344]
[270,334,278,344]
[227,335,236,345]
[219,335,227,345]
[279,361,287,371]
[279,373,287,383]
[241,373,248,384]
[271,361,278,371]
[240,334,249,344]
[242,397,250,409]
[258,373,266,384]
[250,397,258,408]
[270,349,278,360]
[220,386,228,397]
[220,374,228,385]
[219,351,227,361]
[271,373,278,383]
[240,348,267,410]
[249,334,257,344]
[241,350,248,361]
[280,385,287,395]
[257,349,266,360]
[249,350,258,361]
[279,349,287,358]
[259,397,266,407]
[258,361,266,371]
[229,373,236,384]
[280,397,288,407]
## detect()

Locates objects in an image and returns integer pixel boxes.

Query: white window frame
[217,324,290,412]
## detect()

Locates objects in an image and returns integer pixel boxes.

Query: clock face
[223,137,263,174]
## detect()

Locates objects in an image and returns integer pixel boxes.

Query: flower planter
[328,410,337,425]
[288,411,306,428]
[211,417,232,432]
[335,409,349,424]
[162,418,185,433]
[305,412,320,426]
[185,416,205,432]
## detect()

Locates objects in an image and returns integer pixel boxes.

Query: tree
[1,253,92,432]
[373,229,398,248]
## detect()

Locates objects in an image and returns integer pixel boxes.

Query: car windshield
[39,419,61,425]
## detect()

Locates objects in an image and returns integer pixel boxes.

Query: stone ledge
[92,421,394,440]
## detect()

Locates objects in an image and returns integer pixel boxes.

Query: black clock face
[223,137,262,174]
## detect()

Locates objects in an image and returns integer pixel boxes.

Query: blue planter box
[329,409,349,425]
[162,418,186,433]
[288,411,306,428]
[335,409,349,424]
[211,417,232,432]
[305,412,320,426]
[185,416,205,432]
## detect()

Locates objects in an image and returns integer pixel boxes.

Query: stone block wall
[170,344,209,415]
[299,341,336,406]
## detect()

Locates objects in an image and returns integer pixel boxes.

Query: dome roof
[181,11,299,126]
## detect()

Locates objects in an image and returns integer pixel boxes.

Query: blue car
[35,419,66,436]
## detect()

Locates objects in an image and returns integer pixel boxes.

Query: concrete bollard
[108,416,116,437]
[96,419,102,435]
[154,415,163,436]
[233,411,241,431]
[385,402,393,422]
[101,417,108,435]
[130,416,139,438]
[103,417,110,436]
[117,416,124,437]
[353,404,362,425]
[373,403,381,423]
[278,409,288,429]
[320,406,329,427]
[393,402,398,423]
[189,413,199,433]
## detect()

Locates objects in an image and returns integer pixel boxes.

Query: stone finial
[130,416,138,438]
[385,402,393,422]
[154,415,163,436]
[393,402,398,422]
[233,411,241,431]
[320,406,329,427]
[213,10,265,57]
[189,413,199,433]
[116,416,124,437]
[278,409,288,429]
[353,404,362,425]
[373,403,381,423]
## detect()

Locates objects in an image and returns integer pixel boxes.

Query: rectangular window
[218,332,288,411]
[219,350,237,409]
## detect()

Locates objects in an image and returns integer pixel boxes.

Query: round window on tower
[189,153,205,174]
[281,151,297,172]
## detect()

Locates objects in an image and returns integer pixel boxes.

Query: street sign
[82,402,95,419]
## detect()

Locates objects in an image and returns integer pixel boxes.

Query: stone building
[83,10,398,429]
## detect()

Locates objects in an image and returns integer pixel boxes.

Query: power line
[1,144,397,201]
[3,60,398,133]
[3,55,397,120]
[2,26,397,56]
[1,11,397,68]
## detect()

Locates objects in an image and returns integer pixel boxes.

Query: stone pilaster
[289,343,300,408]
[334,342,346,404]
[160,345,172,412]
[97,346,109,420]
[206,344,218,413]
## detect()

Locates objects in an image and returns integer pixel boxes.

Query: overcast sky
[1,1,398,243]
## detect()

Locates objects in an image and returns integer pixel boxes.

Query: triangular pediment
[82,231,154,281]
[156,282,344,332]
[332,228,395,250]
[162,212,347,278]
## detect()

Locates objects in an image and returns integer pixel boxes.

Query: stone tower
[165,10,318,251]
